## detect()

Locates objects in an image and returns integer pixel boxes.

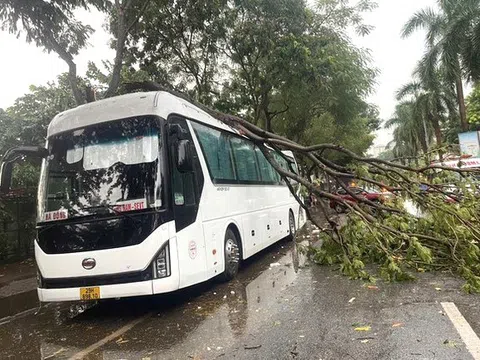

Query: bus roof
[47,91,239,137]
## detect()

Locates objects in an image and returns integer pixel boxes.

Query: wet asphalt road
[1,236,480,359]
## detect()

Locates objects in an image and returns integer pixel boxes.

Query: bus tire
[288,210,296,240]
[219,228,240,282]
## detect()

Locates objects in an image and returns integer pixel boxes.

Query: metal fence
[0,191,36,263]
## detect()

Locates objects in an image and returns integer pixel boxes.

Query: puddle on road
[33,240,313,359]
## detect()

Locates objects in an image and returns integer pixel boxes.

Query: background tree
[385,101,430,164]
[0,74,80,188]
[222,0,309,131]
[0,0,153,104]
[0,0,108,104]
[466,82,480,125]
[402,0,480,131]
[126,0,229,105]
[396,69,457,159]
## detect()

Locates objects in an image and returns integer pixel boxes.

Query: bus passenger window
[191,122,236,182]
[230,137,260,182]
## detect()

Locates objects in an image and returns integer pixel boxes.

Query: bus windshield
[38,116,163,222]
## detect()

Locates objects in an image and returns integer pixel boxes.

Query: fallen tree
[125,81,480,292]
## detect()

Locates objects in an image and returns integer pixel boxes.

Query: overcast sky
[0,0,437,147]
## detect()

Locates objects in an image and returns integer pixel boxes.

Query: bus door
[167,115,206,287]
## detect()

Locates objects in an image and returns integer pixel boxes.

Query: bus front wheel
[219,228,240,282]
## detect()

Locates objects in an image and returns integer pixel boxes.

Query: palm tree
[396,67,456,160]
[385,101,431,164]
[402,0,480,131]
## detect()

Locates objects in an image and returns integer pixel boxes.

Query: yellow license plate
[80,287,100,301]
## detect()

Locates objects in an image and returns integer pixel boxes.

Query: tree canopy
[1,0,379,162]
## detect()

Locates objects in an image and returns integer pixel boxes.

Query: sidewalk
[0,258,36,286]
[0,258,38,321]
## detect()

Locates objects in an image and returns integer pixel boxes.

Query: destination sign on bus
[44,209,69,222]
[112,199,147,212]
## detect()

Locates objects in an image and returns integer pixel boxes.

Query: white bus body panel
[36,221,175,278]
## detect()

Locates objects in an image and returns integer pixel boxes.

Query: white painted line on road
[68,314,150,360]
[442,302,480,360]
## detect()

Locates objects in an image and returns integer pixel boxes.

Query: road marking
[442,302,480,360]
[68,314,150,360]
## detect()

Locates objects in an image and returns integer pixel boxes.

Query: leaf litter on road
[354,326,371,332]
[443,339,458,348]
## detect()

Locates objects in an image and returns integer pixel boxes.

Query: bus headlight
[153,242,171,279]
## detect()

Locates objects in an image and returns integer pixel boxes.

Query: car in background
[329,186,392,213]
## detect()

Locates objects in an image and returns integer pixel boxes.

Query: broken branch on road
[124,81,480,293]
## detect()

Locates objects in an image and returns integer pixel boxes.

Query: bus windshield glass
[38,116,163,222]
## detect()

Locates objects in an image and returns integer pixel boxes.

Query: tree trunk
[419,129,428,155]
[260,81,272,132]
[264,112,272,132]
[85,85,96,103]
[47,34,85,106]
[456,77,468,131]
[66,61,85,106]
[104,1,128,99]
[430,115,443,161]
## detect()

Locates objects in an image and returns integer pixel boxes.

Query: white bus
[0,91,306,302]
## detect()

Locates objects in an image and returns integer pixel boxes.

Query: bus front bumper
[37,276,179,302]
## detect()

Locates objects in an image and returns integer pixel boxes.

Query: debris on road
[115,338,129,344]
[354,326,371,332]
[43,348,65,359]
[348,297,356,303]
[443,339,458,348]
[244,344,262,350]
[357,337,375,341]
[392,322,404,328]
[367,285,379,290]
[270,262,281,267]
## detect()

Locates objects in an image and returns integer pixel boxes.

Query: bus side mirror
[176,140,194,173]
[0,161,13,194]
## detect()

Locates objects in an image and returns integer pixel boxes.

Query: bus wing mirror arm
[0,146,48,194]
[3,146,48,161]
[0,161,14,194]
